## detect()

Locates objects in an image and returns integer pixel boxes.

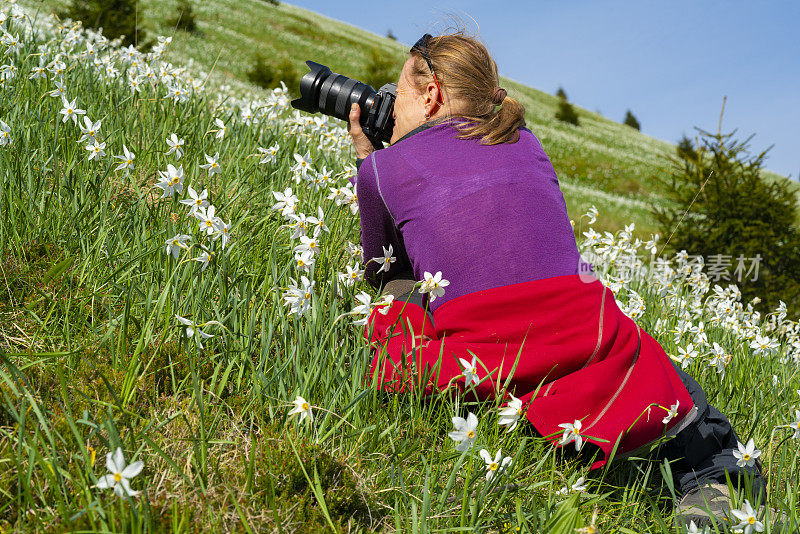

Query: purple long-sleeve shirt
[352,118,591,313]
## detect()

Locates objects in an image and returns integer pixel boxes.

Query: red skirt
[364,274,696,468]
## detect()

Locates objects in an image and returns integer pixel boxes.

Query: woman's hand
[348,103,376,160]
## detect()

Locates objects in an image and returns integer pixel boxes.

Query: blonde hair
[409,30,526,145]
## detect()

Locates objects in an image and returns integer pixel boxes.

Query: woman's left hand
[348,103,376,159]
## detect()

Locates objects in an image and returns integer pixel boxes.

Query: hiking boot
[675,482,732,530]
[675,481,798,533]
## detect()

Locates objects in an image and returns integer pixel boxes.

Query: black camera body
[290,61,396,150]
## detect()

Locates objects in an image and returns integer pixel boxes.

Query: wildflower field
[1,2,800,533]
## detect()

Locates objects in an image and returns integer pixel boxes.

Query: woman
[347,31,764,529]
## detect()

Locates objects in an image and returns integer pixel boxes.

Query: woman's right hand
[348,103,376,160]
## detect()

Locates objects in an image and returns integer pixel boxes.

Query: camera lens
[292,61,379,122]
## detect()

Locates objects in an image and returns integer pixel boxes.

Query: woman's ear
[426,82,442,111]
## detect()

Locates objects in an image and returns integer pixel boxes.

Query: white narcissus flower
[557,476,588,495]
[155,164,185,198]
[113,145,135,174]
[583,205,598,224]
[419,271,449,302]
[0,119,11,146]
[286,212,310,239]
[732,438,761,468]
[310,206,329,238]
[558,419,584,451]
[478,448,512,481]
[338,264,364,288]
[351,291,373,326]
[199,152,221,176]
[166,133,185,159]
[374,294,394,315]
[289,395,313,423]
[294,250,316,272]
[215,220,232,249]
[48,79,66,98]
[448,412,478,452]
[59,96,86,124]
[662,400,679,425]
[78,116,101,143]
[291,151,313,180]
[674,343,698,370]
[257,143,279,164]
[95,447,143,498]
[788,409,800,440]
[293,235,320,256]
[179,185,210,215]
[193,249,215,271]
[458,355,480,387]
[372,244,396,274]
[730,499,763,534]
[164,234,191,259]
[750,333,779,356]
[85,139,107,161]
[213,117,226,139]
[282,276,314,317]
[272,187,298,217]
[175,315,215,348]
[498,394,524,432]
[708,342,729,375]
[195,205,221,236]
[685,520,701,534]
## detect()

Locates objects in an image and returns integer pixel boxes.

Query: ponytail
[409,31,526,145]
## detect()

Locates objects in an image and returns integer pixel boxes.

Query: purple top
[352,118,591,313]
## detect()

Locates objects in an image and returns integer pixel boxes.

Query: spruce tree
[676,134,698,161]
[652,127,800,319]
[623,110,640,130]
[555,99,579,126]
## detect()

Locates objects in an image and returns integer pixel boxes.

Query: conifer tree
[623,110,640,130]
[652,125,800,318]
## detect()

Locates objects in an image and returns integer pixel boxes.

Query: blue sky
[287,1,799,179]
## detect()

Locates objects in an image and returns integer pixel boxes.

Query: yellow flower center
[310,242,316,249]
[173,177,180,184]
[67,109,73,114]
[467,430,475,439]
[743,454,751,461]
[195,199,202,205]
[126,159,132,164]
[297,260,305,267]
[489,462,498,471]
[304,292,311,300]
[205,220,213,227]
[114,472,122,482]
[516,407,524,415]
[301,402,309,410]
[748,517,756,525]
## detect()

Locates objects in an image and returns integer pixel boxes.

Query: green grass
[2,2,800,533]
[19,0,797,244]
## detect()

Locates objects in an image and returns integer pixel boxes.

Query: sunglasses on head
[410,33,444,104]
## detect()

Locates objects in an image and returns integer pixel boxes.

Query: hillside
[2,2,800,532]
[22,0,799,236]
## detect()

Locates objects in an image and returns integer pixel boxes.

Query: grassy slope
[24,0,798,239]
[3,3,800,533]
[31,0,800,231]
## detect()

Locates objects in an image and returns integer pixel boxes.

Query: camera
[291,61,396,150]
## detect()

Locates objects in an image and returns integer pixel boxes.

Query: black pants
[393,289,765,498]
[658,362,766,498]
